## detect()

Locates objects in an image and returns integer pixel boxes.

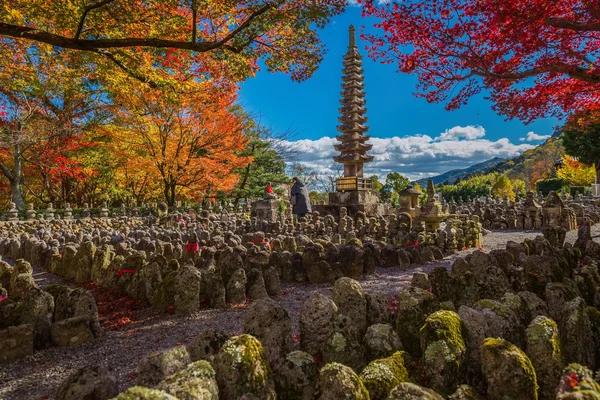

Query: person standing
[290,176,311,222]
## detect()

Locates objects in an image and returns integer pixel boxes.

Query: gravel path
[1,227,598,400]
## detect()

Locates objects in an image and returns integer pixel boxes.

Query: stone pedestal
[313,190,389,218]
[251,199,289,223]
[592,184,600,197]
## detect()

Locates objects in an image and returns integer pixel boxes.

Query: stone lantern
[398,185,422,218]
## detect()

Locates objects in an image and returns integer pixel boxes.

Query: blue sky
[238,5,558,181]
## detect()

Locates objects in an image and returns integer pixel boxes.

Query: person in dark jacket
[290,177,312,221]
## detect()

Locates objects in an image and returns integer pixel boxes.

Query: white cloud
[519,131,551,142]
[347,0,389,6]
[437,125,486,141]
[284,127,534,181]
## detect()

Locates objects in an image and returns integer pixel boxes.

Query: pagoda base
[312,190,391,218]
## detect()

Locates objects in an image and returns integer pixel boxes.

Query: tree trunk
[596,163,600,185]
[12,144,24,210]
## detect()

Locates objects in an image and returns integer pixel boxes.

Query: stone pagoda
[333,25,374,182]
[316,25,387,217]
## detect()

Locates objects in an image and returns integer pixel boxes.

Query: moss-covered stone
[386,382,444,399]
[111,386,177,400]
[419,310,466,395]
[481,337,538,400]
[214,334,275,400]
[359,352,409,400]
[316,362,369,400]
[157,360,218,400]
[555,363,600,399]
[526,316,563,400]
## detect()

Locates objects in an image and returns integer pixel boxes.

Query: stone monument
[25,204,36,220]
[7,202,19,221]
[419,180,449,232]
[316,25,388,217]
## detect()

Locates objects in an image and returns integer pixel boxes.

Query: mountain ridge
[413,157,506,186]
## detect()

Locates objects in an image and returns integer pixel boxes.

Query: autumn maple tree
[362,0,600,122]
[109,81,250,206]
[1,0,347,86]
[0,41,106,208]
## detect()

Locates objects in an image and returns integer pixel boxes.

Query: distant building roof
[399,185,422,195]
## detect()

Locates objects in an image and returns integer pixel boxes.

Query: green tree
[562,119,600,184]
[370,175,383,192]
[380,172,410,203]
[230,120,288,209]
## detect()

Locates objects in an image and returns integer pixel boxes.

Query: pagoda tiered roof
[333,25,374,183]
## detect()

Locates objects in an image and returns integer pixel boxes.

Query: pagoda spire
[333,25,374,182]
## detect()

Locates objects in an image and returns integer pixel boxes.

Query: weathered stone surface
[20,287,54,349]
[395,287,439,355]
[0,324,34,363]
[386,382,444,400]
[300,292,337,356]
[214,334,276,400]
[56,365,118,400]
[410,271,431,291]
[157,360,218,400]
[448,385,483,400]
[111,386,177,400]
[50,316,94,347]
[226,268,246,304]
[559,297,595,370]
[323,313,365,371]
[276,351,318,400]
[188,328,228,363]
[481,338,538,400]
[332,277,367,336]
[263,266,280,297]
[526,316,562,400]
[363,323,403,362]
[366,291,392,326]
[316,362,369,400]
[174,264,202,314]
[246,268,268,301]
[137,346,191,387]
[474,299,522,348]
[359,352,409,400]
[242,298,292,370]
[420,310,466,395]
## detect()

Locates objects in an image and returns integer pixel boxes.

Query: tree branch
[91,49,159,88]
[75,0,117,40]
[0,22,239,52]
[545,17,600,32]
[1,0,276,53]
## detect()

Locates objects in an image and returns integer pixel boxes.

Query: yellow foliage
[557,156,596,186]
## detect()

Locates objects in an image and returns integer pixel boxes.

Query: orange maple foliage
[108,81,251,205]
